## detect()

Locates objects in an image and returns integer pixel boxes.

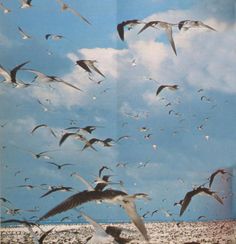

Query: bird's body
[24,69,82,91]
[138,20,177,55]
[0,3,11,13]
[117,20,142,41]
[156,84,179,96]
[76,60,105,78]
[39,189,149,241]
[18,26,31,39]
[179,186,223,216]
[20,0,32,8]
[178,20,216,31]
[45,34,64,40]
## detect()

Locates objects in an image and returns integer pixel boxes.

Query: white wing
[72,172,94,191]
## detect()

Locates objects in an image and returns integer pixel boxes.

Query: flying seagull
[38,189,150,241]
[31,124,57,138]
[0,197,12,204]
[56,0,91,25]
[45,34,64,40]
[46,161,74,170]
[0,3,11,13]
[24,69,83,91]
[0,61,30,87]
[179,186,223,216]
[59,132,87,146]
[178,20,216,31]
[20,0,33,8]
[18,26,31,40]
[156,84,179,96]
[208,169,232,188]
[117,19,142,41]
[40,186,73,198]
[81,212,117,243]
[138,20,178,55]
[76,60,105,78]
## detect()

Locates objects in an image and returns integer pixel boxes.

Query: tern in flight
[59,132,87,146]
[56,0,91,25]
[45,34,64,40]
[24,69,83,91]
[0,3,11,13]
[40,186,73,198]
[178,20,216,31]
[156,84,179,96]
[38,189,150,241]
[31,124,57,138]
[117,19,143,41]
[20,0,33,8]
[46,161,74,170]
[17,26,31,40]
[179,186,223,216]
[0,61,30,87]
[138,20,178,55]
[76,60,105,78]
[208,169,232,188]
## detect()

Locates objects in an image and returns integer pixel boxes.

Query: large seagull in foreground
[38,189,150,241]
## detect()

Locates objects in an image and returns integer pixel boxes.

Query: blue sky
[0,0,235,224]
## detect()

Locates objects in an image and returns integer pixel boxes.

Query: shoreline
[1,220,235,243]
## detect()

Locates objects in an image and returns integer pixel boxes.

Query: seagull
[81,212,118,244]
[94,175,114,192]
[45,34,64,40]
[0,3,11,13]
[0,61,30,87]
[178,20,216,31]
[117,19,142,41]
[20,0,33,8]
[0,197,12,204]
[38,189,150,241]
[138,20,178,55]
[17,26,31,40]
[46,161,74,170]
[56,0,91,25]
[76,60,105,78]
[179,186,223,216]
[59,132,87,146]
[40,186,73,198]
[24,69,83,91]
[156,84,179,96]
[208,169,232,188]
[31,124,57,138]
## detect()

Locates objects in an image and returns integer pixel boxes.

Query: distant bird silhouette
[138,20,178,55]
[31,124,57,138]
[81,138,114,151]
[17,26,31,39]
[59,132,87,146]
[117,19,142,41]
[98,166,113,178]
[56,0,91,25]
[20,0,33,8]
[46,162,74,170]
[178,20,216,31]
[179,186,223,216]
[39,189,150,241]
[208,169,232,188]
[76,60,105,78]
[0,2,11,13]
[0,61,30,87]
[45,34,64,40]
[0,197,11,204]
[24,69,83,91]
[156,84,179,96]
[40,186,73,198]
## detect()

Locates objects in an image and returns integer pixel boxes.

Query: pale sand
[0,220,235,243]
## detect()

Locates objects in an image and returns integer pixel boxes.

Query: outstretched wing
[165,26,177,56]
[180,192,192,216]
[122,200,149,241]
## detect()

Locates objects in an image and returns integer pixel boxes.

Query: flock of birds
[0,1,233,243]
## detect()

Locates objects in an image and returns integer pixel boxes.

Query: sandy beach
[1,220,235,244]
